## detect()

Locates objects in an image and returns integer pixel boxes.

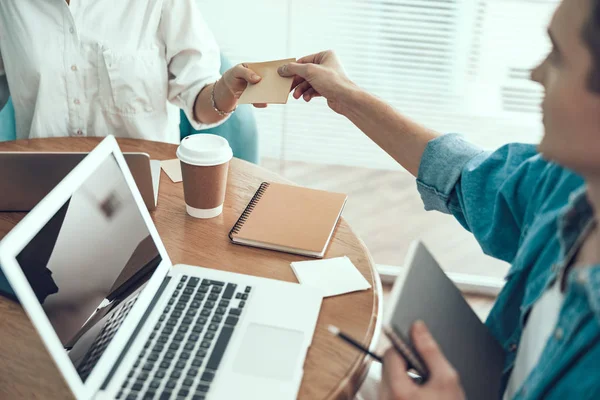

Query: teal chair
[0,55,259,298]
[0,55,259,163]
[0,97,16,142]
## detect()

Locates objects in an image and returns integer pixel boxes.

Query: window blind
[198,0,559,169]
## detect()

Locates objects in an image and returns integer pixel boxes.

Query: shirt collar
[557,185,600,319]
[557,186,594,259]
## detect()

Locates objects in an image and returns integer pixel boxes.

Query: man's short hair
[584,0,600,92]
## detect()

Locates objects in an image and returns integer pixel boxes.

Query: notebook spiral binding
[228,182,270,239]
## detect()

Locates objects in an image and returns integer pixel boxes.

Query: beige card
[238,58,296,104]
[160,159,182,183]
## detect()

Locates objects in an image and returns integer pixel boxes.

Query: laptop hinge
[100,276,171,390]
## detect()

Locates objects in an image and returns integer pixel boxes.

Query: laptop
[0,136,323,400]
[386,241,504,399]
[0,151,161,211]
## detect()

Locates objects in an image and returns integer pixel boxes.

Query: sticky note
[290,256,372,298]
[160,159,182,183]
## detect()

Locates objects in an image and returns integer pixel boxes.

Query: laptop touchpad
[233,323,305,381]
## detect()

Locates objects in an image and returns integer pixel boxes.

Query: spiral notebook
[229,182,348,258]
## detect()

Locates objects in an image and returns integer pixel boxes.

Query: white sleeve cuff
[177,76,232,131]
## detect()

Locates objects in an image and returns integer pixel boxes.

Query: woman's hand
[277,50,355,114]
[380,321,466,400]
[214,64,267,111]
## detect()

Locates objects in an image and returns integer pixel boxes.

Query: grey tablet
[0,152,160,211]
[386,241,505,399]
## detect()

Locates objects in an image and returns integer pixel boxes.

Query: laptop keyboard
[117,276,252,400]
[78,295,139,381]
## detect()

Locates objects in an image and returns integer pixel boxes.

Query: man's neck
[586,179,600,218]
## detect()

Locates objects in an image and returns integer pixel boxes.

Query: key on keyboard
[117,276,252,400]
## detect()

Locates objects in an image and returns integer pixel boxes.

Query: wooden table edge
[325,230,383,400]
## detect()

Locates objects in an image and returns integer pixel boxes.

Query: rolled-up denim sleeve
[417,133,545,263]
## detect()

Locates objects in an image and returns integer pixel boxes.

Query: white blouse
[0,0,225,144]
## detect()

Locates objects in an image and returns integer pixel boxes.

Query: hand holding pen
[328,322,466,399]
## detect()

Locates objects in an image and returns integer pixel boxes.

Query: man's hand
[277,50,355,114]
[380,321,465,400]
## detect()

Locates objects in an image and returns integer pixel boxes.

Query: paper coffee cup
[176,134,233,219]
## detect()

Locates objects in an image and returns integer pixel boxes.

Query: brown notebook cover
[229,182,348,258]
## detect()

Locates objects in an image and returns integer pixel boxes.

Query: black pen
[327,325,383,363]
[328,324,426,383]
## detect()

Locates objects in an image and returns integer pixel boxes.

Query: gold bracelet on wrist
[211,79,236,116]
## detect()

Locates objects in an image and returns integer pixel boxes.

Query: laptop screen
[14,154,161,380]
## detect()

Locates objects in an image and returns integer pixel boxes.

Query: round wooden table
[0,138,382,400]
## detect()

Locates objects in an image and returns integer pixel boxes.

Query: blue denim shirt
[417,134,600,400]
